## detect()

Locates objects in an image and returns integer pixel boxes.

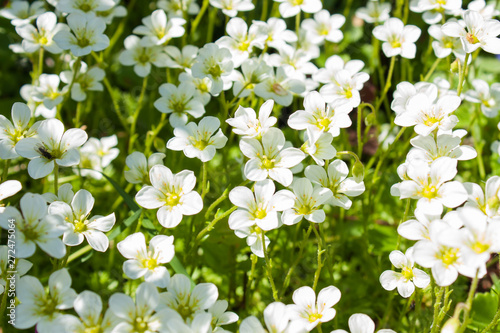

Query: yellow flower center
[254,208,267,219]
[308,312,323,323]
[142,257,158,270]
[166,193,180,206]
[421,185,438,199]
[208,64,223,78]
[318,117,331,130]
[437,246,459,267]
[471,241,490,254]
[74,220,87,233]
[401,267,414,281]
[261,155,275,169]
[466,33,479,44]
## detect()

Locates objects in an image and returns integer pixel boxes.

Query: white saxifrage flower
[154,82,206,127]
[442,9,500,54]
[48,189,116,252]
[240,302,305,333]
[301,130,337,166]
[395,157,467,215]
[319,69,369,109]
[118,35,169,77]
[208,300,239,331]
[0,245,32,295]
[0,180,22,213]
[253,17,298,51]
[60,62,105,102]
[135,165,203,228]
[239,127,306,186]
[231,58,272,98]
[216,17,266,67]
[266,45,318,81]
[0,102,38,160]
[275,0,322,18]
[117,232,175,288]
[380,247,430,298]
[0,1,45,26]
[20,84,56,119]
[167,116,228,162]
[157,0,200,18]
[407,131,477,163]
[15,118,88,179]
[164,45,199,70]
[228,179,295,231]
[287,285,341,331]
[15,12,68,54]
[109,282,170,332]
[157,274,218,323]
[464,79,500,118]
[226,99,277,138]
[53,12,110,56]
[281,178,333,226]
[133,9,186,46]
[254,66,306,107]
[124,151,166,185]
[428,24,464,59]
[394,93,461,136]
[163,311,213,332]
[79,134,120,179]
[397,208,441,241]
[410,0,462,24]
[355,1,391,24]
[56,0,116,14]
[0,193,66,259]
[15,269,77,333]
[209,0,254,17]
[301,10,345,44]
[32,74,67,110]
[464,176,500,219]
[331,313,397,333]
[305,160,365,210]
[391,81,439,115]
[288,91,352,138]
[373,17,422,59]
[191,43,234,96]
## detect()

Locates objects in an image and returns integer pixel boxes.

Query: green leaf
[107,209,142,241]
[470,291,499,330]
[170,256,195,288]
[100,172,139,211]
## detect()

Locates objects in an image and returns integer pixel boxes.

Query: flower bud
[450,59,460,73]
[352,161,365,183]
[441,317,461,333]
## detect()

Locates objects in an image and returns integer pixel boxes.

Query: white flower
[15,118,88,179]
[209,0,255,17]
[208,300,239,331]
[135,165,203,228]
[157,274,218,323]
[56,0,116,14]
[313,55,367,85]
[179,72,213,106]
[0,180,22,211]
[413,219,483,286]
[240,302,305,333]
[287,285,341,331]
[42,183,75,205]
[60,291,119,333]
[226,99,277,138]
[191,43,234,96]
[301,10,345,44]
[305,160,365,209]
[442,207,500,269]
[164,45,199,70]
[117,232,175,288]
[428,24,465,59]
[0,245,32,295]
[331,313,397,333]
[0,102,38,160]
[154,82,206,127]
[133,9,186,46]
[20,84,56,119]
[60,61,105,101]
[394,93,461,136]
[157,0,200,17]
[301,130,337,166]
[53,12,109,57]
[410,0,462,24]
[254,66,306,106]
[253,17,297,51]
[15,269,77,332]
[48,189,115,252]
[464,79,500,117]
[79,134,119,179]
[164,311,213,333]
[380,247,431,298]
[282,178,333,225]
[32,74,67,110]
[109,282,170,332]
[167,116,228,162]
[396,157,467,215]
[319,69,369,109]
[233,224,270,258]
[216,17,266,67]
[228,179,294,231]
[0,1,45,26]
[355,1,391,24]
[391,81,438,115]
[464,176,500,219]
[231,58,272,98]
[288,91,352,138]
[373,18,422,59]
[96,1,127,24]
[397,209,441,241]
[467,0,500,20]
[442,10,500,54]
[267,45,318,81]
[15,12,68,54]
[240,128,305,186]
[118,35,169,77]
[124,151,165,185]
[0,193,66,259]
[274,0,322,18]
[407,131,477,163]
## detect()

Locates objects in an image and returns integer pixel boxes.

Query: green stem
[457,53,470,96]
[128,76,149,154]
[295,12,301,44]
[201,162,208,200]
[423,57,442,82]
[431,287,445,333]
[260,0,269,21]
[375,56,396,113]
[459,271,480,333]
[261,229,279,301]
[53,162,59,193]
[2,160,11,181]
[74,102,83,127]
[311,225,325,292]
[191,0,210,38]
[357,104,364,157]
[281,225,313,295]
[371,127,406,186]
[195,206,237,243]
[38,47,44,80]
